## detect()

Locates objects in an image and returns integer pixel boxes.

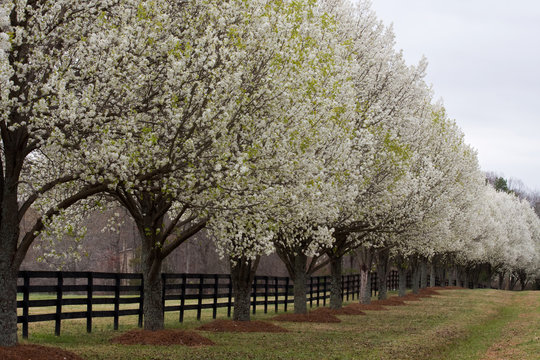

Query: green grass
[17,289,540,360]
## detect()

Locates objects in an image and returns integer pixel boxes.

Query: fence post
[197,275,204,320]
[161,273,167,318]
[252,277,257,315]
[22,271,29,339]
[309,277,314,308]
[284,278,289,312]
[138,275,144,328]
[114,273,120,330]
[227,275,232,318]
[86,272,93,333]
[357,274,361,299]
[213,275,219,319]
[179,274,186,323]
[317,277,321,307]
[323,277,327,306]
[264,276,269,314]
[55,272,63,336]
[274,277,279,312]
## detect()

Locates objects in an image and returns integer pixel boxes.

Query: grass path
[19,289,539,359]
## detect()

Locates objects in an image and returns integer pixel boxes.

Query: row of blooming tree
[1,0,539,346]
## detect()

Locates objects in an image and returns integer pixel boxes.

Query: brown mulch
[373,298,407,306]
[436,286,464,290]
[398,293,423,301]
[0,344,84,360]
[272,310,341,323]
[419,288,442,296]
[311,305,366,316]
[345,303,388,311]
[197,320,288,333]
[110,329,214,346]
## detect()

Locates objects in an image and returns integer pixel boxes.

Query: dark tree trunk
[230,256,259,321]
[376,249,390,300]
[509,275,518,290]
[439,267,446,287]
[412,263,420,294]
[142,267,164,330]
[518,271,528,291]
[360,268,371,304]
[472,270,479,289]
[293,254,307,314]
[498,272,505,290]
[420,260,428,289]
[450,266,456,286]
[429,262,436,287]
[398,267,407,297]
[0,187,23,346]
[0,266,18,347]
[394,255,408,297]
[357,247,373,304]
[141,247,164,331]
[329,255,343,309]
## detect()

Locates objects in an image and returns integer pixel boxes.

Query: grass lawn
[17,289,540,360]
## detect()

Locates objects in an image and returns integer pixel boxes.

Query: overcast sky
[369,0,540,191]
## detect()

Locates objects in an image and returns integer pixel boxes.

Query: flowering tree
[208,0,358,320]
[318,0,436,308]
[0,0,183,346]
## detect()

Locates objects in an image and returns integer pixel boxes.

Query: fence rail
[17,269,413,338]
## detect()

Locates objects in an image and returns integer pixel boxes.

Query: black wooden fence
[16,270,407,338]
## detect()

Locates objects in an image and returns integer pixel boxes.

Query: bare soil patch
[0,344,83,360]
[197,319,288,333]
[272,310,341,323]
[311,305,366,316]
[110,329,214,346]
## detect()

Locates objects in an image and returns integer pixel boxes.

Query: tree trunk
[329,255,343,309]
[472,270,479,289]
[498,272,505,290]
[360,268,371,304]
[142,251,164,331]
[429,262,436,287]
[509,275,518,290]
[0,191,23,347]
[357,247,373,304]
[293,253,307,314]
[420,260,428,289]
[439,267,446,287]
[230,256,259,321]
[0,267,18,346]
[376,249,390,300]
[398,267,407,297]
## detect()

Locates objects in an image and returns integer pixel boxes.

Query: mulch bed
[197,320,288,333]
[111,329,214,346]
[345,303,388,311]
[311,305,366,316]
[436,286,464,290]
[419,288,442,296]
[272,310,341,323]
[0,344,84,360]
[373,298,407,306]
